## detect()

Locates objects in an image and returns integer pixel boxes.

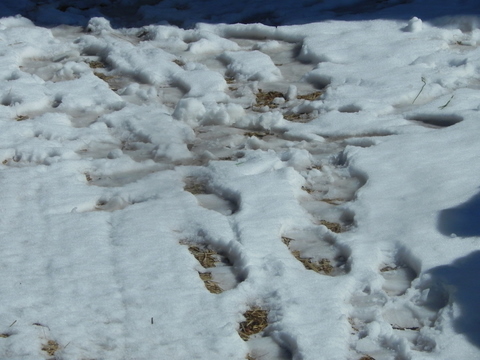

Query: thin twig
[439,95,454,109]
[412,77,427,104]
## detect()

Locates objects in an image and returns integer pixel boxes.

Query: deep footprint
[183,176,238,215]
[181,241,240,293]
[239,306,292,360]
[282,229,349,276]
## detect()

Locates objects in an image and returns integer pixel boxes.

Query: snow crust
[0,1,480,360]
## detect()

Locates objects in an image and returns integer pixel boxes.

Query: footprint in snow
[281,228,350,276]
[180,240,243,294]
[183,176,239,216]
[240,306,292,360]
[350,253,448,359]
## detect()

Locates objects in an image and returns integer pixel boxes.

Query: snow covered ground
[0,1,480,359]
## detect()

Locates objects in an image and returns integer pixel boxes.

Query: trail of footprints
[1,24,453,360]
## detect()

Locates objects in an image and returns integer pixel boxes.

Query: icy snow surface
[1,1,480,360]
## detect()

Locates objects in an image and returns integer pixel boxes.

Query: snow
[0,1,480,360]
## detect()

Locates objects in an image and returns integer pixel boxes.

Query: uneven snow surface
[1,1,480,360]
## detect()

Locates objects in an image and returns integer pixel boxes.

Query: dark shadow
[426,251,480,348]
[438,191,480,237]
[0,0,479,29]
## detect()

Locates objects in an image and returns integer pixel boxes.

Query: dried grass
[15,115,29,121]
[380,265,398,272]
[94,72,116,82]
[225,77,236,84]
[199,272,223,294]
[301,186,314,194]
[184,178,208,195]
[181,242,225,294]
[359,356,376,360]
[0,333,10,338]
[292,251,334,274]
[255,89,284,108]
[238,307,269,341]
[348,317,359,332]
[321,198,345,205]
[283,113,311,123]
[246,355,256,360]
[282,237,334,274]
[173,59,185,67]
[319,220,342,233]
[87,60,105,69]
[42,340,59,356]
[297,91,322,100]
[187,245,218,268]
[244,131,270,139]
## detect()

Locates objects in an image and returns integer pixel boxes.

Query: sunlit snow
[0,1,480,359]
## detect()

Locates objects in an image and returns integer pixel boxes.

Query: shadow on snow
[438,191,480,238]
[426,251,480,349]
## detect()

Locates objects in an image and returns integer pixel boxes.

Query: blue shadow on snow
[438,191,480,237]
[426,251,480,348]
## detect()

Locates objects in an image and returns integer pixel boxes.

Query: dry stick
[412,77,427,104]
